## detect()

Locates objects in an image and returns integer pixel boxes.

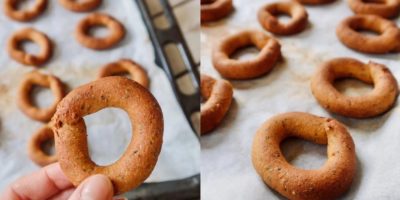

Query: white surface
[0,0,199,191]
[201,0,400,199]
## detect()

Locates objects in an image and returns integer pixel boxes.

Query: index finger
[0,163,73,200]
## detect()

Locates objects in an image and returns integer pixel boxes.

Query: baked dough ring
[28,125,57,166]
[98,59,149,88]
[18,71,66,122]
[252,112,356,200]
[258,1,308,35]
[59,0,101,12]
[348,0,400,18]
[296,0,335,5]
[75,13,125,50]
[336,14,400,54]
[311,57,398,118]
[8,27,53,66]
[201,74,233,135]
[4,0,47,22]
[201,0,233,23]
[51,77,163,195]
[212,30,281,79]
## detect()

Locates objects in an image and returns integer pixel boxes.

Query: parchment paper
[200,0,400,199]
[0,0,200,191]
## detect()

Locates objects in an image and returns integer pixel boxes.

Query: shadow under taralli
[113,25,133,50]
[342,47,400,62]
[200,98,239,149]
[273,21,313,40]
[329,100,397,134]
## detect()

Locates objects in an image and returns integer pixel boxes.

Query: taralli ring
[296,0,335,5]
[348,0,400,18]
[201,0,233,23]
[51,77,163,195]
[4,0,47,22]
[212,30,281,79]
[59,0,102,12]
[18,71,66,122]
[258,1,308,35]
[201,74,233,135]
[98,59,149,88]
[28,125,57,166]
[75,13,125,50]
[252,112,356,200]
[311,57,398,118]
[336,14,400,54]
[8,28,53,66]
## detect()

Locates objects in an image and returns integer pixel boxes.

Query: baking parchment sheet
[200,0,400,199]
[0,0,200,191]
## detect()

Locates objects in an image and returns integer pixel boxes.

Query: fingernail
[81,175,113,200]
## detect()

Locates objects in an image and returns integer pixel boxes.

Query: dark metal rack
[124,174,200,200]
[136,0,200,135]
[124,0,200,199]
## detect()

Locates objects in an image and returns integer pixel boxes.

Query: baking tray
[124,0,200,199]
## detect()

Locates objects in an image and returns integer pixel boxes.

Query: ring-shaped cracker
[201,0,233,23]
[311,57,398,118]
[258,1,308,35]
[28,125,57,166]
[4,0,47,21]
[252,112,356,200]
[212,30,281,79]
[201,74,233,135]
[336,14,400,54]
[348,0,400,18]
[8,28,53,66]
[18,71,65,122]
[98,59,149,88]
[75,13,125,50]
[51,77,163,195]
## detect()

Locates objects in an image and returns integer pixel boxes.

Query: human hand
[0,163,123,200]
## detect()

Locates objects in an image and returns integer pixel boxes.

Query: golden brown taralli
[252,112,356,200]
[258,1,308,35]
[348,0,400,18]
[8,28,53,66]
[51,77,163,195]
[18,71,66,122]
[75,13,125,50]
[201,0,233,23]
[28,125,57,166]
[212,30,281,79]
[336,14,400,54]
[59,0,102,12]
[201,74,233,135]
[311,57,398,118]
[98,59,149,88]
[4,0,47,22]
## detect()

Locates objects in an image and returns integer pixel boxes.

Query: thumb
[68,174,114,200]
